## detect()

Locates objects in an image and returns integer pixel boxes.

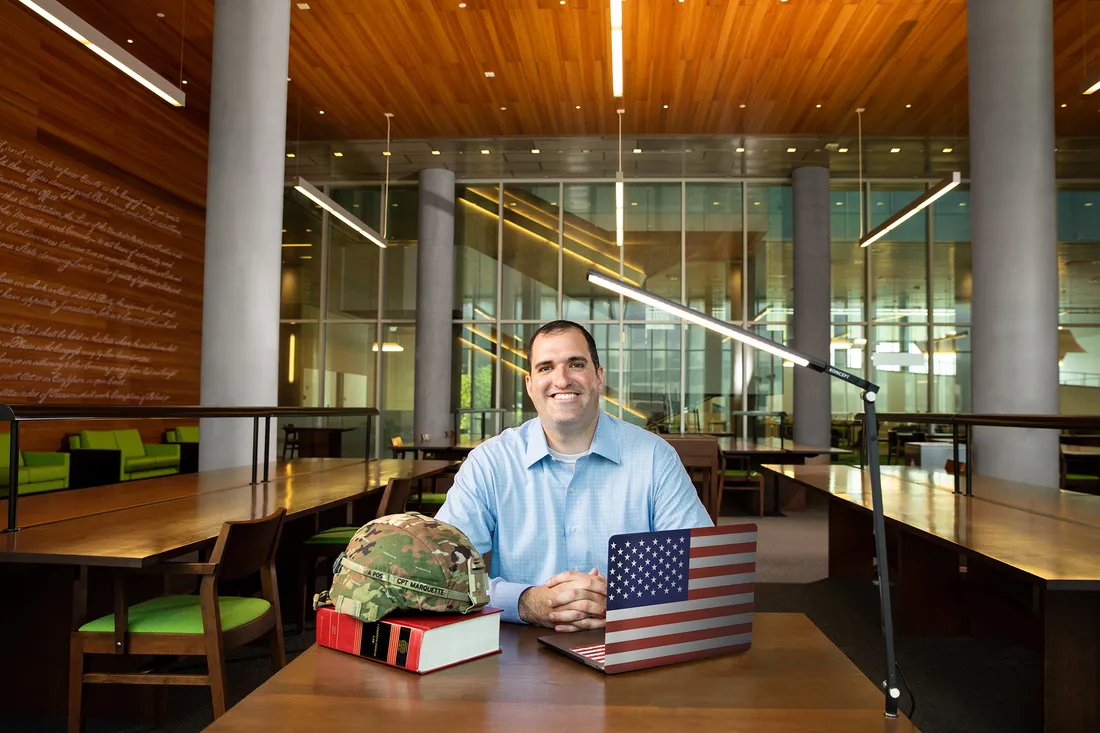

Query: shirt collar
[523,411,622,468]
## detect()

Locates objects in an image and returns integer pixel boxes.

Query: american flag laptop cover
[542,523,757,674]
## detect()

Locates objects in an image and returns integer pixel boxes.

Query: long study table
[0,458,455,716]
[764,463,1100,733]
[204,614,919,733]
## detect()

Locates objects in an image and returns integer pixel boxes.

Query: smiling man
[435,320,712,632]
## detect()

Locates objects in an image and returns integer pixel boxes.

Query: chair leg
[68,633,85,733]
[205,633,228,719]
[270,621,287,672]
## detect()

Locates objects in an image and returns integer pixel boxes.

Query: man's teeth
[552,393,578,400]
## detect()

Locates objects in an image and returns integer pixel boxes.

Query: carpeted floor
[6,494,1042,733]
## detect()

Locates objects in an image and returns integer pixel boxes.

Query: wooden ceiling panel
[49,0,1100,142]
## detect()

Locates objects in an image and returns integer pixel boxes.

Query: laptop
[537,523,757,674]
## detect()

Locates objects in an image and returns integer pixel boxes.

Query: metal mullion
[741,181,749,426]
[619,182,625,421]
[494,183,503,432]
[926,182,935,413]
[557,182,564,319]
[317,188,331,411]
[864,179,873,384]
[680,181,687,434]
[374,187,384,457]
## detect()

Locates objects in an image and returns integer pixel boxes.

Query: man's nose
[551,364,571,386]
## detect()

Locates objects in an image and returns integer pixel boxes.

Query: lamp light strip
[610,0,623,97]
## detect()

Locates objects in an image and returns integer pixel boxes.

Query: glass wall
[278,179,1100,457]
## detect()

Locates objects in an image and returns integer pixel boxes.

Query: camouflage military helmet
[314,512,490,623]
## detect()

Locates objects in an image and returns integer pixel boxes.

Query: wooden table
[764,463,1100,733]
[717,438,845,513]
[392,439,486,461]
[0,458,362,530]
[295,427,356,458]
[204,614,919,733]
[0,459,455,716]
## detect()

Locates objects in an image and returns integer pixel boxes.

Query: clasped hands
[518,567,607,632]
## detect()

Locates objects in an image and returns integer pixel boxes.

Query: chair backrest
[664,435,721,485]
[391,436,403,448]
[376,477,414,518]
[79,429,120,451]
[209,508,287,582]
[113,429,147,459]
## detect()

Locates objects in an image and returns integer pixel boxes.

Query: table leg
[895,531,964,636]
[1043,588,1099,732]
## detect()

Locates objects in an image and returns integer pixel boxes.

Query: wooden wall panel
[0,2,209,451]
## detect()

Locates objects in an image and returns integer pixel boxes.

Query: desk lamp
[586,269,900,717]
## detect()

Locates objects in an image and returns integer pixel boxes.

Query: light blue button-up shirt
[435,411,713,623]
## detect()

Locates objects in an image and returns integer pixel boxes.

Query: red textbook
[315,606,503,673]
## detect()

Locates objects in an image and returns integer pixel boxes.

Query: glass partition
[455,185,500,320]
[327,186,381,320]
[686,182,742,321]
[562,183,620,321]
[281,187,324,320]
[745,184,793,323]
[623,183,681,320]
[501,183,559,321]
[622,323,680,431]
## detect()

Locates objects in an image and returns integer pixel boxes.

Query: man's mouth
[551,393,579,401]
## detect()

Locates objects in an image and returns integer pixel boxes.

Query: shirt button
[570,526,577,532]
[574,566,581,571]
[568,487,575,493]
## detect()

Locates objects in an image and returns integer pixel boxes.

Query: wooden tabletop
[0,458,363,529]
[764,464,1100,588]
[0,459,455,568]
[203,613,918,733]
[718,437,846,456]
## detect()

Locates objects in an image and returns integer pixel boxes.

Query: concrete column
[415,169,457,443]
[968,0,1059,486]
[199,0,290,470]
[792,166,832,450]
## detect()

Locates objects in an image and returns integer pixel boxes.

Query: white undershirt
[547,446,591,465]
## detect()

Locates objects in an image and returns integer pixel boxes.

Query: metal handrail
[850,412,1100,494]
[3,404,379,532]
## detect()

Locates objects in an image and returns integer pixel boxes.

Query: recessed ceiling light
[287,77,292,82]
[382,151,391,157]
[1086,202,1095,207]
[286,153,295,158]
[753,201,760,206]
[575,105,581,110]
[739,104,746,109]
[156,12,165,17]
[182,80,188,84]
[281,229,287,233]
[663,104,669,109]
[318,110,324,114]
[712,202,720,206]
[481,149,490,154]
[838,147,849,153]
[500,106,507,110]
[905,104,912,108]
[306,228,312,233]
[836,202,843,206]
[815,104,821,108]
[126,39,133,44]
[510,202,516,207]
[431,150,441,155]
[787,147,796,153]
[959,202,967,207]
[684,148,693,153]
[559,0,565,4]
[333,151,343,157]
[484,71,495,78]
[1061,103,1067,108]
[581,149,590,153]
[890,147,901,153]
[296,2,310,8]
[531,148,540,154]
[631,201,638,206]
[458,1,466,6]
[736,147,745,152]
[942,147,953,153]
[633,148,642,153]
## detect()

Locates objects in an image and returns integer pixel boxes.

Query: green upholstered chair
[165,426,200,443]
[68,508,287,731]
[0,432,70,497]
[69,429,180,482]
[296,477,413,632]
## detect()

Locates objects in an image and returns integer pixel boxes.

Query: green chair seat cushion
[417,493,448,505]
[125,456,161,472]
[303,526,358,545]
[79,595,271,634]
[149,455,180,469]
[723,469,761,478]
[0,467,29,487]
[24,464,68,483]
[1066,474,1100,481]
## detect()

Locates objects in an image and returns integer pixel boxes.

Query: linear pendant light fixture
[610,0,623,97]
[615,109,625,246]
[293,176,387,248]
[1082,0,1100,94]
[859,172,961,248]
[19,0,186,107]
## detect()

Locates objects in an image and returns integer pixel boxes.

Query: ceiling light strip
[293,176,387,248]
[858,172,961,248]
[610,0,623,97]
[19,0,186,106]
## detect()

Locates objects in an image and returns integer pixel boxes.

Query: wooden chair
[665,435,722,522]
[390,435,403,459]
[296,477,414,632]
[281,424,300,460]
[68,508,287,731]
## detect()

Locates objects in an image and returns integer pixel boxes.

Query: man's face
[525,328,605,432]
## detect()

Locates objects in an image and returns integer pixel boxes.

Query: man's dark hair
[525,320,601,371]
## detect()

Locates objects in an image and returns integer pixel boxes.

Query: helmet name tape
[336,554,473,603]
